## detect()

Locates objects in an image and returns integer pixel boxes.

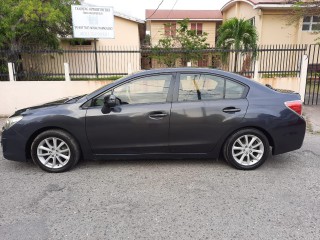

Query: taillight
[285,100,302,115]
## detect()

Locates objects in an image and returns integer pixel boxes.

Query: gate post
[8,62,15,82]
[64,63,71,81]
[254,59,260,81]
[127,62,132,75]
[299,55,308,103]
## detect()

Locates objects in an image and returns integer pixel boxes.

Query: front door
[85,74,174,155]
[169,72,249,153]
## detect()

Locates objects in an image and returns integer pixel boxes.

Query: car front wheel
[223,128,270,170]
[31,130,80,173]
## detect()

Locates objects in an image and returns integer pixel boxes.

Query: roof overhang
[148,18,223,21]
[221,0,255,12]
[221,0,294,12]
[253,4,294,9]
[114,12,145,24]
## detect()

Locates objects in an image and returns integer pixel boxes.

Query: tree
[288,0,320,41]
[0,0,79,51]
[289,0,320,21]
[216,18,258,73]
[152,19,209,67]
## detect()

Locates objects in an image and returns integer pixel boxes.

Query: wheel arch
[25,127,84,160]
[218,126,275,157]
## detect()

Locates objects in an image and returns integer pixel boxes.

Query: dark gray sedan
[1,68,306,172]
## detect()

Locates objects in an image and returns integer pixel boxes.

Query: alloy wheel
[37,137,71,169]
[231,134,264,166]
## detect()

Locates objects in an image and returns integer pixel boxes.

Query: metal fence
[0,46,141,81]
[1,44,320,104]
[0,44,308,81]
[305,44,320,105]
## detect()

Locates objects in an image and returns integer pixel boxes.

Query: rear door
[169,72,249,153]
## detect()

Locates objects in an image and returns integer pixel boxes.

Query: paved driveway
[0,133,320,240]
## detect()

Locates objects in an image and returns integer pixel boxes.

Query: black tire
[31,130,80,173]
[223,128,270,170]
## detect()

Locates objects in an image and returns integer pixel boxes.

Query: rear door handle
[149,111,168,119]
[222,107,241,113]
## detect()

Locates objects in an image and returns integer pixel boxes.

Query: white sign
[71,5,114,38]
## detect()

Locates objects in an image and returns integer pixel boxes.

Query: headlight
[3,116,23,130]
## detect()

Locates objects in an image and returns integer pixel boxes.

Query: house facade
[145,10,223,47]
[221,0,318,45]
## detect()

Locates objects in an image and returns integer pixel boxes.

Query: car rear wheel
[223,128,270,170]
[31,130,80,173]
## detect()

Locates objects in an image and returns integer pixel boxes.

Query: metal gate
[305,44,320,105]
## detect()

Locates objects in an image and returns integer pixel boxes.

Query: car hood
[11,95,85,117]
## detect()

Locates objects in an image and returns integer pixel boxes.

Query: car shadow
[77,157,228,169]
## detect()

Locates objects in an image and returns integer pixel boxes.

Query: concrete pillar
[8,62,15,82]
[299,54,308,102]
[64,63,71,81]
[254,59,260,81]
[128,62,132,75]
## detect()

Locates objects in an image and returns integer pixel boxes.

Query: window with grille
[302,16,320,31]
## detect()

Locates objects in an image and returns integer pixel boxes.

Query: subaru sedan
[1,68,306,172]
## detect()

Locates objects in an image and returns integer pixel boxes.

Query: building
[22,12,145,79]
[145,10,223,46]
[221,0,318,45]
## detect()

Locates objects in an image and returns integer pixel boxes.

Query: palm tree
[216,18,258,73]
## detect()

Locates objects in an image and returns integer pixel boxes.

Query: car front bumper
[1,129,28,162]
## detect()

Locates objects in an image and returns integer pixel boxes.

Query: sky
[82,0,230,20]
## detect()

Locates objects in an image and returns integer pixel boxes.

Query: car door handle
[222,107,241,113]
[149,112,168,119]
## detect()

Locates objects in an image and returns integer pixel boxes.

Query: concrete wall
[0,81,112,116]
[258,77,300,92]
[260,11,298,45]
[0,76,306,116]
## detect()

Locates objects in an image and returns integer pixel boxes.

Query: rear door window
[178,73,246,101]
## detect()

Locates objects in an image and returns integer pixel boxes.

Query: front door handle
[222,107,241,113]
[149,111,168,119]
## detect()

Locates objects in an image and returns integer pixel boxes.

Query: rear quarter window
[225,80,246,99]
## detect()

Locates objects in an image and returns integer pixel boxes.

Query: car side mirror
[101,94,117,114]
[104,94,117,108]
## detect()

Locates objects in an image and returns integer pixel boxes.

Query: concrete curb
[303,105,320,133]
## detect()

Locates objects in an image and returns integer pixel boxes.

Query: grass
[261,73,298,78]
[25,76,124,81]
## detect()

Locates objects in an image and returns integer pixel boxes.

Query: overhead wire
[149,0,179,43]
[147,0,165,19]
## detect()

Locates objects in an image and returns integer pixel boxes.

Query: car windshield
[86,75,128,97]
[65,94,87,103]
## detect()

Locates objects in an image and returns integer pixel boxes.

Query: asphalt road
[1,133,320,240]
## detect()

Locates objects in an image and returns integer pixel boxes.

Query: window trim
[172,72,249,103]
[191,22,203,35]
[164,22,177,37]
[248,17,255,26]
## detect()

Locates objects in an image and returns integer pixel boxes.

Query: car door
[169,72,249,153]
[85,74,174,155]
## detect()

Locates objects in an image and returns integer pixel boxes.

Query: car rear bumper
[1,129,28,162]
[272,116,306,155]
